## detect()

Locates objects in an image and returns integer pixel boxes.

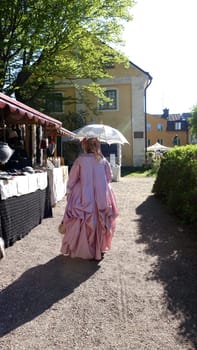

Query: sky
[121,0,197,115]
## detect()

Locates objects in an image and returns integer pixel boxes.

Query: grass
[121,166,157,177]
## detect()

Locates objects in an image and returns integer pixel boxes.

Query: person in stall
[5,129,31,171]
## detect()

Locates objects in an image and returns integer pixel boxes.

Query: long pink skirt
[60,184,118,261]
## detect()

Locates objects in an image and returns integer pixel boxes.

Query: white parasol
[73,124,129,145]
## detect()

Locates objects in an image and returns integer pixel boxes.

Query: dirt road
[0,176,197,350]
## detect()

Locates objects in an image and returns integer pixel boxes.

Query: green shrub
[152,145,197,227]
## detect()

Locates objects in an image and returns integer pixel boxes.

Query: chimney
[162,108,169,118]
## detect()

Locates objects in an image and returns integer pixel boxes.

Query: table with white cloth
[47,166,68,207]
[0,172,52,247]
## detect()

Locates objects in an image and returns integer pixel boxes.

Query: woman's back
[60,138,118,261]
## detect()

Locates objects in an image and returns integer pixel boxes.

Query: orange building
[146,109,190,148]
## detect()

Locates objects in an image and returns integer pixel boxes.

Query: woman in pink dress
[60,137,118,261]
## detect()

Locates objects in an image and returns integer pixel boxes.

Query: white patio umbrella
[73,124,129,145]
[147,142,170,152]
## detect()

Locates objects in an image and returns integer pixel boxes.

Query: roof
[167,113,191,122]
[56,127,76,137]
[147,112,191,123]
[129,60,153,83]
[167,114,181,121]
[0,93,75,137]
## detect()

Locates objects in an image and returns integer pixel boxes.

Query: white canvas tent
[147,142,170,152]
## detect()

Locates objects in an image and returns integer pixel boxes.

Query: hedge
[152,145,197,227]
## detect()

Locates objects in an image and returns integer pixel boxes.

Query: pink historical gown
[60,153,118,260]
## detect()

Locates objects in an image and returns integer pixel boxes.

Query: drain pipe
[144,74,152,165]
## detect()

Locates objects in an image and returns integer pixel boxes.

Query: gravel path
[0,176,197,350]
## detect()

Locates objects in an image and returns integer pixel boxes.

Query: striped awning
[56,127,76,137]
[0,93,61,128]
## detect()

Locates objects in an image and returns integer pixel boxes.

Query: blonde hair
[81,138,103,160]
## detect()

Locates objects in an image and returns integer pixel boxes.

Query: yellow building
[47,61,152,167]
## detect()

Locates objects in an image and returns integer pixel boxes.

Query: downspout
[144,74,152,165]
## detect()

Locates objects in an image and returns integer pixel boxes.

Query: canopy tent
[147,142,170,152]
[0,93,75,166]
[56,127,75,137]
[0,93,61,128]
[0,93,75,138]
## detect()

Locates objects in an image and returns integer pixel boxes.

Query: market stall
[0,172,52,247]
[0,93,74,247]
[47,165,68,207]
[45,126,72,206]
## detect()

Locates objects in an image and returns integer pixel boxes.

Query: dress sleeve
[104,159,113,183]
[66,157,80,194]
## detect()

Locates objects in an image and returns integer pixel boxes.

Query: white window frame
[147,123,151,132]
[98,88,119,111]
[157,123,163,131]
[157,139,163,144]
[175,122,181,130]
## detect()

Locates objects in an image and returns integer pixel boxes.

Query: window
[172,135,181,146]
[147,123,151,132]
[157,139,163,144]
[99,89,117,110]
[175,122,181,130]
[134,131,144,138]
[105,62,115,69]
[45,93,63,113]
[101,52,115,69]
[157,123,163,131]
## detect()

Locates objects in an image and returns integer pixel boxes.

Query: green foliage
[190,105,197,138]
[152,145,197,227]
[60,111,92,131]
[0,0,135,106]
[149,158,161,175]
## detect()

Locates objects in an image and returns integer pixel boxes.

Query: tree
[190,105,197,138]
[0,0,135,107]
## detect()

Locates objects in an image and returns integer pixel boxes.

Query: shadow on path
[0,255,100,336]
[136,195,197,348]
